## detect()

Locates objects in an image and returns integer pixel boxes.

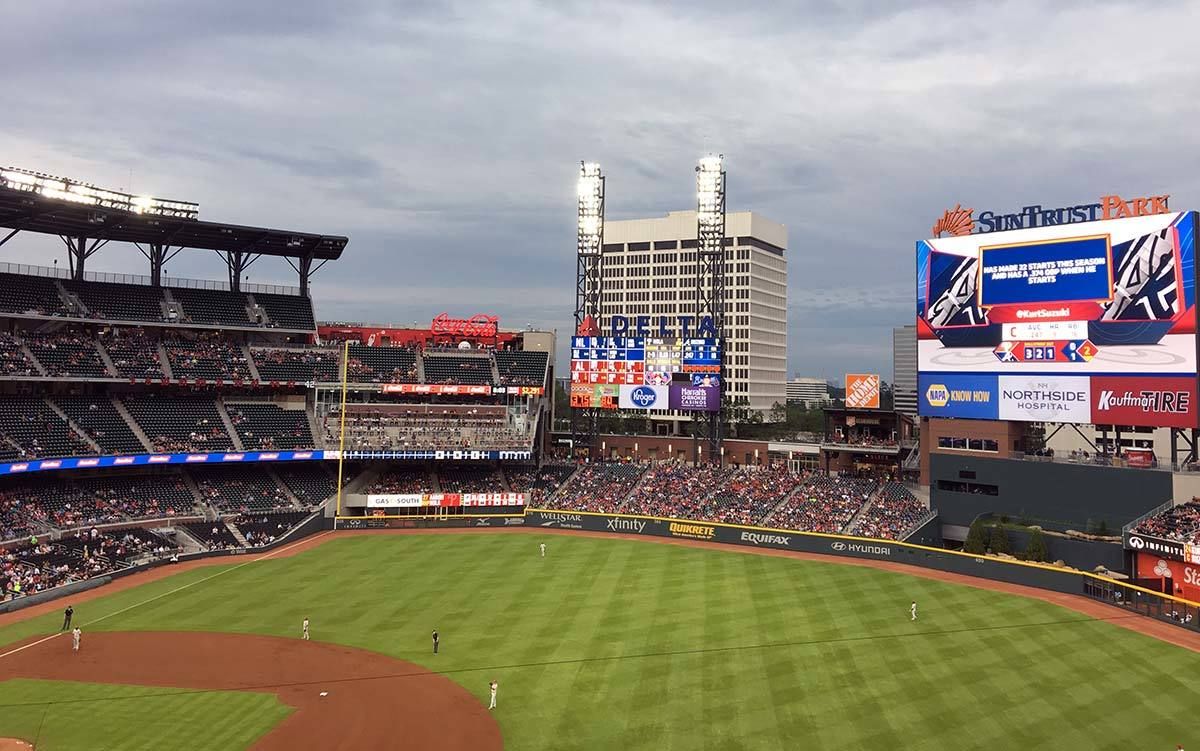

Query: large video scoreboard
[570,336,722,411]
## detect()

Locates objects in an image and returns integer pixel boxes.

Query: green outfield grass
[0,533,1196,750]
[0,678,288,750]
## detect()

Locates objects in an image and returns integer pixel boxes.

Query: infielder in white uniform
[539,543,546,558]
[71,627,81,652]
[302,617,310,640]
[489,679,498,710]
[911,601,918,621]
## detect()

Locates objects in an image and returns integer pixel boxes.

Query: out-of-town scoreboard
[570,336,722,409]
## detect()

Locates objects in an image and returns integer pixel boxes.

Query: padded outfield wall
[329,508,1199,634]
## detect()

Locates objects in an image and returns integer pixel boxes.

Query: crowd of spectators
[0,334,37,376]
[368,467,435,495]
[623,463,732,518]
[706,466,800,526]
[164,333,252,381]
[328,407,530,452]
[541,463,646,512]
[252,348,339,382]
[1133,500,1200,544]
[847,482,928,540]
[25,330,109,378]
[103,328,165,378]
[506,464,577,505]
[764,476,878,534]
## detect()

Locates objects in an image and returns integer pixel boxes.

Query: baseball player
[911,601,918,622]
[539,542,546,558]
[62,605,73,631]
[489,679,498,710]
[71,627,81,652]
[432,629,439,655]
[302,617,310,641]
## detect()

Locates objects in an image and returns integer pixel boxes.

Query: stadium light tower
[694,154,727,465]
[571,162,606,460]
[575,162,605,333]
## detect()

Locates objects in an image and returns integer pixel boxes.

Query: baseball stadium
[0,163,1197,751]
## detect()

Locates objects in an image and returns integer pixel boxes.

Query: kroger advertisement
[917,210,1200,427]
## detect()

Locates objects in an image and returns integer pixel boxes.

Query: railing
[899,507,938,541]
[1007,451,1197,473]
[1122,499,1175,535]
[0,261,301,296]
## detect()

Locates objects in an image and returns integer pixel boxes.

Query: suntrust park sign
[932,194,1170,236]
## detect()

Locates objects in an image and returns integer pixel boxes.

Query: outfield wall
[523,509,1087,594]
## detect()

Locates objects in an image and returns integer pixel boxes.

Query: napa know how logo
[919,375,999,419]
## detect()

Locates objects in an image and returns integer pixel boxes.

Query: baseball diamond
[0,530,1196,750]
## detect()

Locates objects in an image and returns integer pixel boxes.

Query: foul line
[0,531,332,662]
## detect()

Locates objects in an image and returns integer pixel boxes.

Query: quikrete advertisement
[668,522,716,540]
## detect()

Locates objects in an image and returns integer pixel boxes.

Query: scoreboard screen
[570,336,722,408]
[682,339,721,373]
[644,338,681,374]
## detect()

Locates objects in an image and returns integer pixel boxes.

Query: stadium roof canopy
[0,184,346,260]
[0,179,347,293]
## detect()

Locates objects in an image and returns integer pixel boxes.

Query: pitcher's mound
[0,739,34,750]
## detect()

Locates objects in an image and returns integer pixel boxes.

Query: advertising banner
[998,375,1091,422]
[618,384,670,410]
[0,450,325,478]
[918,374,999,419]
[380,384,492,396]
[1136,552,1200,603]
[1090,375,1199,429]
[845,374,881,409]
[1124,531,1191,562]
[917,212,1199,399]
[365,492,527,508]
[669,383,720,412]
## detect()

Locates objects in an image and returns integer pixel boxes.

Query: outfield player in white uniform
[71,627,81,652]
[302,617,310,640]
[911,601,918,621]
[489,679,498,710]
[539,543,546,558]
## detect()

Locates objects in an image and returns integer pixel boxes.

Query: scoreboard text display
[916,210,1200,428]
[570,336,721,409]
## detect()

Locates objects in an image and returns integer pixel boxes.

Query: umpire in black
[61,605,74,631]
[432,629,439,655]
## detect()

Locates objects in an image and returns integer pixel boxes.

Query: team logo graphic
[932,204,975,237]
[925,384,949,408]
[1153,559,1173,577]
[630,386,659,408]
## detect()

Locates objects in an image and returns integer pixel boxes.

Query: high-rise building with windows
[893,325,917,418]
[786,377,830,407]
[599,210,787,418]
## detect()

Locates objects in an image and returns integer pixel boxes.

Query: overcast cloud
[5,0,1199,380]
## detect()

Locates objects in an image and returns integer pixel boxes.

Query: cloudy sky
[6,0,1200,380]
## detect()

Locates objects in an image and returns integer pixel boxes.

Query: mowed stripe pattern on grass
[1,534,1197,750]
[0,678,288,751]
